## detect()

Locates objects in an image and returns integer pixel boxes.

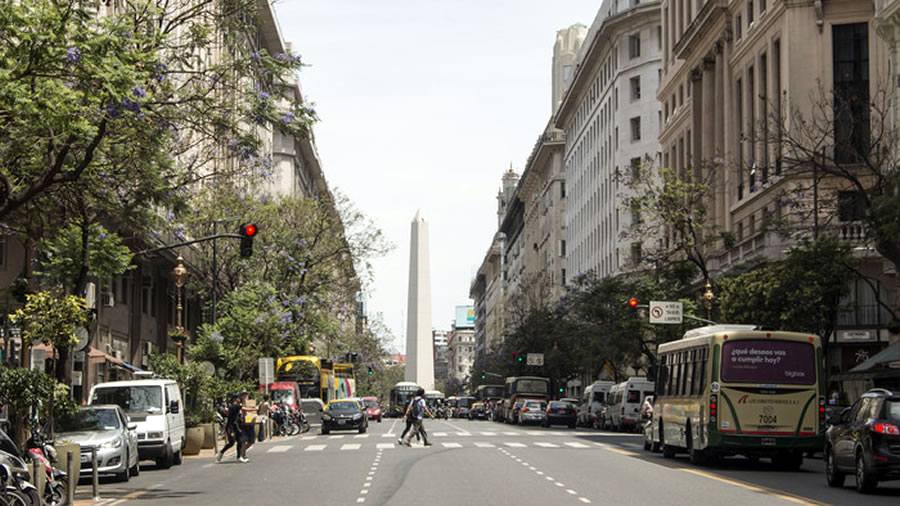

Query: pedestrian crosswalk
[355,430,595,439]
[270,439,610,453]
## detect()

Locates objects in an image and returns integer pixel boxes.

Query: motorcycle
[0,429,41,506]
[25,430,68,506]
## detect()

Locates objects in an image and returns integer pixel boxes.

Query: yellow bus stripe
[678,468,823,505]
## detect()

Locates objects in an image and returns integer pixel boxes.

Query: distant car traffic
[825,388,900,493]
[468,402,487,420]
[321,399,368,434]
[543,401,577,428]
[57,405,140,482]
[362,397,382,423]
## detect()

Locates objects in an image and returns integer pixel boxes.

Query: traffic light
[627,298,638,309]
[559,387,564,393]
[367,366,373,375]
[239,223,258,258]
[481,373,486,380]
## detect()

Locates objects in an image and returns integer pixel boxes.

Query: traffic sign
[259,357,274,385]
[527,353,544,366]
[649,301,683,324]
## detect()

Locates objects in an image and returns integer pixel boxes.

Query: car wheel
[116,453,130,482]
[644,439,652,451]
[322,427,330,435]
[156,443,173,469]
[130,454,141,477]
[856,451,878,493]
[377,417,382,423]
[824,446,845,488]
[173,446,183,466]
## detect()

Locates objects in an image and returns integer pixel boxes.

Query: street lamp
[702,281,715,321]
[171,255,189,363]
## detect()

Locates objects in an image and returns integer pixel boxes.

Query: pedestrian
[216,393,243,462]
[237,391,256,463]
[402,388,433,447]
[257,394,270,441]
[398,399,421,444]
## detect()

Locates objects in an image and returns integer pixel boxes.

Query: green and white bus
[649,325,825,468]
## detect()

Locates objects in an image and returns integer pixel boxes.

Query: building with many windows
[555,1,663,280]
[659,0,896,377]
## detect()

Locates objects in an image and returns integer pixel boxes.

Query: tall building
[660,0,894,381]
[448,307,476,383]
[553,25,589,114]
[405,211,435,390]
[433,329,450,382]
[556,1,663,280]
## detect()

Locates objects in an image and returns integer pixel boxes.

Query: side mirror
[168,400,180,414]
[127,423,138,431]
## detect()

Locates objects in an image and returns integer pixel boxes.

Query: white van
[578,381,614,428]
[607,377,655,433]
[89,379,185,469]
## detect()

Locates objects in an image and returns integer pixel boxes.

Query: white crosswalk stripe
[534,442,559,448]
[474,442,495,448]
[455,432,471,437]
[304,444,326,451]
[376,443,395,449]
[381,433,396,438]
[267,445,292,453]
[504,442,527,447]
[502,432,520,436]
[479,432,497,436]
[341,444,361,450]
[442,442,462,448]
[564,442,590,448]
[354,434,369,439]
[433,432,447,437]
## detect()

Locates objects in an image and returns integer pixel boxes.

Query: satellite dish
[199,361,216,376]
[74,327,90,352]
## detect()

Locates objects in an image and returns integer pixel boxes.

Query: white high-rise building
[405,211,434,390]
[556,1,662,280]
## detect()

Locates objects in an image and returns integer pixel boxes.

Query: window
[629,34,641,59]
[838,191,866,221]
[630,76,641,100]
[560,181,566,198]
[761,0,766,13]
[630,117,641,141]
[630,157,641,182]
[559,239,566,256]
[736,15,742,40]
[120,276,128,305]
[748,0,754,26]
[657,25,662,51]
[833,23,870,163]
[561,268,566,285]
[631,200,642,226]
[631,242,642,265]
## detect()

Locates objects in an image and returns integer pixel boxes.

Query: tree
[10,291,88,381]
[0,367,56,447]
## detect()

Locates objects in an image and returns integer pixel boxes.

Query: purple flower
[211,331,223,342]
[97,232,107,240]
[713,156,726,165]
[105,102,121,119]
[152,63,167,83]
[166,212,175,222]
[293,54,302,65]
[66,47,81,64]
[132,86,146,98]
[295,297,305,305]
[275,53,286,61]
[121,98,140,113]
[250,51,261,62]
[281,113,295,125]
[258,91,270,100]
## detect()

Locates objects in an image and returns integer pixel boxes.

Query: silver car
[57,405,140,482]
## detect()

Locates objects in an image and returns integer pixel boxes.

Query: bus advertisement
[649,325,825,468]
[276,356,355,403]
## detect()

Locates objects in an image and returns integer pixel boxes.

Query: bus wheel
[687,425,706,466]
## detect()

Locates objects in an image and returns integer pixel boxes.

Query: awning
[849,341,900,373]
[116,361,146,373]
[87,347,123,364]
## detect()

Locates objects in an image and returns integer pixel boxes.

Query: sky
[272,1,600,352]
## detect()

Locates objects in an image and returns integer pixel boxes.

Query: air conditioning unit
[113,350,123,360]
[143,342,153,356]
[101,291,115,308]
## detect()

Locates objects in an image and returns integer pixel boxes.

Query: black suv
[825,388,900,493]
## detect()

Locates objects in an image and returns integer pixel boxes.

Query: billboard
[455,305,475,329]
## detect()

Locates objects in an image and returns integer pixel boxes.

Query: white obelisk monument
[405,211,434,390]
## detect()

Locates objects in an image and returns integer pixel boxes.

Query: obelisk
[405,211,434,390]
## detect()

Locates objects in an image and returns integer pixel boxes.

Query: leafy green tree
[10,291,88,381]
[0,367,56,447]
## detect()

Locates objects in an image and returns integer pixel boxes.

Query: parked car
[825,388,900,493]
[362,397,383,422]
[509,400,526,424]
[57,405,140,482]
[321,399,368,434]
[543,401,577,428]
[517,400,545,425]
[493,400,506,423]
[468,403,487,420]
[89,379,185,469]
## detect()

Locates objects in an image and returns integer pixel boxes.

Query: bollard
[31,459,44,501]
[66,450,75,505]
[213,425,219,454]
[91,446,100,501]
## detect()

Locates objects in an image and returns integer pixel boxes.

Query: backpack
[414,397,425,418]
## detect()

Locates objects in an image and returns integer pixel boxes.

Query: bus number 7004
[759,414,777,425]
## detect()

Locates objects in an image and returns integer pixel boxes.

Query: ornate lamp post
[171,255,189,363]
[702,281,715,321]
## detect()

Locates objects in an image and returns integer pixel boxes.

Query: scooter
[25,430,68,506]
[0,429,41,506]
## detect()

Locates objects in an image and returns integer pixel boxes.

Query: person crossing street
[402,388,434,447]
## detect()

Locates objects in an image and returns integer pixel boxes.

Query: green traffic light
[559,388,564,393]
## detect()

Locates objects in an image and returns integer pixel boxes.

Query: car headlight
[352,413,362,420]
[146,432,164,440]
[101,438,122,449]
[322,414,332,421]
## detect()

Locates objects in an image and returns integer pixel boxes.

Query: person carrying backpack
[402,388,433,447]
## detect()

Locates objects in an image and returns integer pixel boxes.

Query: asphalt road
[82,417,900,506]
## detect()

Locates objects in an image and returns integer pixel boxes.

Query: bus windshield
[514,379,549,394]
[482,386,503,398]
[721,340,815,385]
[458,397,473,408]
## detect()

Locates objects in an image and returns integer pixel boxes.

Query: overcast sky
[273,1,599,352]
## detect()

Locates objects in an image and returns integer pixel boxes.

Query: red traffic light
[628,298,638,308]
[241,223,257,237]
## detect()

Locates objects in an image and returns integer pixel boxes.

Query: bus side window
[697,349,707,394]
[685,351,695,396]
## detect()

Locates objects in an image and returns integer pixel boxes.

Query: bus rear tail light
[870,423,900,435]
[710,394,718,422]
[547,408,553,414]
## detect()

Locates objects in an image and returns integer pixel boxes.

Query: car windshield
[525,401,541,409]
[328,402,359,413]
[887,400,900,422]
[272,389,295,406]
[549,402,569,409]
[92,385,163,414]
[365,400,379,408]
[60,409,120,432]
[627,390,641,403]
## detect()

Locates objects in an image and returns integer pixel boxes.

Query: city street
[76,418,900,506]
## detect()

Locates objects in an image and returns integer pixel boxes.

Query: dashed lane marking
[341,444,361,451]
[376,443,395,449]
